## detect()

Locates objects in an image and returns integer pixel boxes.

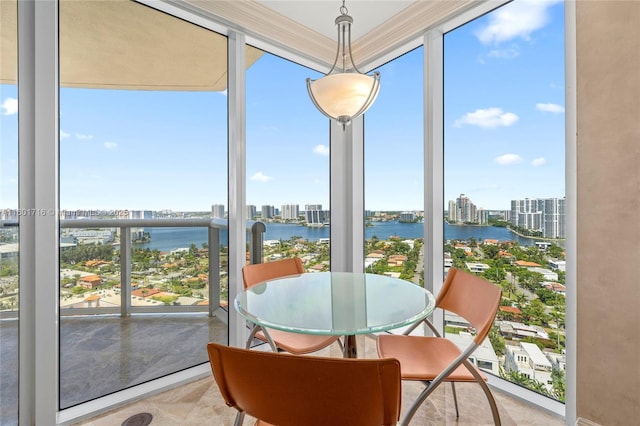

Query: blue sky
[1,0,564,213]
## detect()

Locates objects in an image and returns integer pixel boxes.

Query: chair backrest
[242,257,304,290]
[436,268,502,344]
[207,342,402,426]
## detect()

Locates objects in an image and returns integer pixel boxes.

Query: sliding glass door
[0,1,19,423]
[58,0,229,408]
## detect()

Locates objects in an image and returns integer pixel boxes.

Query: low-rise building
[465,262,490,274]
[504,342,554,391]
[448,331,500,376]
[78,274,103,289]
[498,320,550,340]
[548,259,566,271]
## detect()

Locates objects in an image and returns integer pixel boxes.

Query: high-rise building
[281,204,299,220]
[455,194,477,223]
[261,205,275,220]
[129,210,152,219]
[511,197,566,238]
[305,204,327,226]
[211,204,225,219]
[448,200,457,222]
[246,205,257,220]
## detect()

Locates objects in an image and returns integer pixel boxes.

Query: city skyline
[0,0,564,212]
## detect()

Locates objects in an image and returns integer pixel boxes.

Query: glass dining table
[234,271,436,358]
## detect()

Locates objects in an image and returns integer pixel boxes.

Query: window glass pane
[246,51,329,269]
[444,0,566,402]
[58,0,228,408]
[365,47,424,281]
[0,0,19,423]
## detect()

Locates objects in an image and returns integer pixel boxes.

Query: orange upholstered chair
[242,257,342,355]
[377,267,503,425]
[207,342,402,426]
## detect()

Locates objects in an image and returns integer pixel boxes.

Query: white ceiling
[186,0,485,70]
[255,0,417,41]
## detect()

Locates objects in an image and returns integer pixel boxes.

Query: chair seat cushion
[377,334,486,382]
[256,329,340,355]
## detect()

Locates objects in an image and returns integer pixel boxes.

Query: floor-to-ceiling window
[58,0,229,408]
[0,1,19,423]
[364,47,424,281]
[246,51,329,269]
[444,0,566,403]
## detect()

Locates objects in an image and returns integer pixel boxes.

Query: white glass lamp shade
[307,72,380,126]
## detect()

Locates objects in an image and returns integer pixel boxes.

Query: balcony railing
[0,218,266,319]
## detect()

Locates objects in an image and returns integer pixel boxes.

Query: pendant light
[306,1,380,129]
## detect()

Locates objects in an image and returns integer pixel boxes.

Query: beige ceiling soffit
[352,0,477,67]
[185,0,336,67]
[0,0,17,85]
[59,0,245,91]
[1,0,263,90]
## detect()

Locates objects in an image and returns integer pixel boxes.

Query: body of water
[133,221,540,252]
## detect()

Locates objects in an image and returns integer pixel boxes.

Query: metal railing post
[249,221,266,264]
[120,227,132,317]
[208,226,220,317]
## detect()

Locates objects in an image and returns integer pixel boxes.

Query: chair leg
[245,324,260,349]
[233,411,246,426]
[463,360,501,426]
[475,376,501,426]
[450,382,459,418]
[400,380,441,426]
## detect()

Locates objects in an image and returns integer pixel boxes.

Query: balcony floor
[72,335,566,426]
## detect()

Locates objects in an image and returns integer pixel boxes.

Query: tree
[551,368,566,402]
[488,326,506,355]
[481,244,500,260]
[522,299,549,325]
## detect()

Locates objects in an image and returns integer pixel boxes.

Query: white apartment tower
[511,197,566,238]
[281,204,299,220]
[448,200,457,222]
[211,204,225,219]
[455,194,477,223]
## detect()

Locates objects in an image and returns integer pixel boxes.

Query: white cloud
[313,144,329,156]
[531,157,547,166]
[76,133,94,140]
[486,45,520,59]
[104,142,118,149]
[454,107,519,128]
[60,130,70,140]
[1,97,18,115]
[250,172,272,182]
[475,0,562,45]
[536,102,565,113]
[494,154,524,165]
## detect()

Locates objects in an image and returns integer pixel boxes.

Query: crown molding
[184,0,336,69]
[179,0,502,72]
[352,0,477,67]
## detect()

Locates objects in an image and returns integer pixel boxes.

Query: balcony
[0,218,266,422]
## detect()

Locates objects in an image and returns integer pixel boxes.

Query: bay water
[133,221,538,252]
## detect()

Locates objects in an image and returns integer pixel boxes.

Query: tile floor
[74,335,566,426]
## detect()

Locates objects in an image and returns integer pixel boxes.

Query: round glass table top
[235,272,435,335]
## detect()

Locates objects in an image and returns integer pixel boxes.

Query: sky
[0,0,565,213]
